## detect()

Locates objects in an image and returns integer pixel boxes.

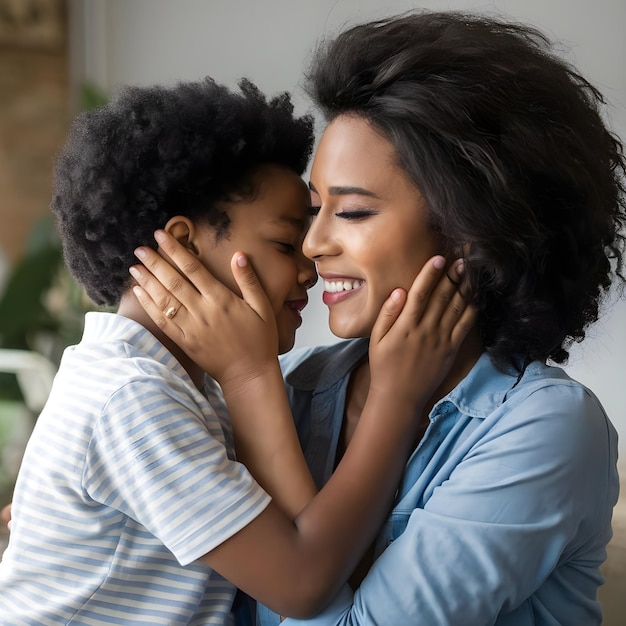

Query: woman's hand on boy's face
[130,230,280,387]
[368,256,476,409]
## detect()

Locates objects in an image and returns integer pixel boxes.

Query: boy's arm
[220,362,317,517]
[132,234,474,618]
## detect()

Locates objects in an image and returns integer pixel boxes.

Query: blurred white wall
[76,0,626,454]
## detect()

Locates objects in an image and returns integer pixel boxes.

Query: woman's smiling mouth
[323,279,365,293]
[321,277,365,305]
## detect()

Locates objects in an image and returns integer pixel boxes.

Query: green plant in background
[0,216,96,370]
[80,81,110,110]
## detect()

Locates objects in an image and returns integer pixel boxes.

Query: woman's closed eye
[336,208,378,220]
[306,206,378,220]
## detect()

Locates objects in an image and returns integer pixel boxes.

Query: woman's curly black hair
[306,10,626,370]
[51,77,314,306]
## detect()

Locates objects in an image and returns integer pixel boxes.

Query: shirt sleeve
[83,374,271,565]
[282,383,617,625]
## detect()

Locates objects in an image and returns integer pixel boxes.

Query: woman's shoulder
[510,361,607,418]
[486,361,618,471]
[457,356,616,457]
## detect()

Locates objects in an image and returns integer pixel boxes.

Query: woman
[133,10,624,625]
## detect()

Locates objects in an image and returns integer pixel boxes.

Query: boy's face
[196,164,317,354]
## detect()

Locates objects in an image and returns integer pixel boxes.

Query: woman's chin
[328,317,373,340]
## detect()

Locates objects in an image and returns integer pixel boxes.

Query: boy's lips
[286,298,308,313]
[285,298,308,324]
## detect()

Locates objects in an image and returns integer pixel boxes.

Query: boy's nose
[299,253,318,289]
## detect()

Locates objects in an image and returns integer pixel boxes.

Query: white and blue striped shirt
[0,312,270,625]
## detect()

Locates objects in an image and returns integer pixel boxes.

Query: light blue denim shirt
[258,339,619,626]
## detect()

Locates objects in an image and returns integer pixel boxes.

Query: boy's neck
[117,293,205,389]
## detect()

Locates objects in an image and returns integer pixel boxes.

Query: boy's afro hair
[51,77,314,306]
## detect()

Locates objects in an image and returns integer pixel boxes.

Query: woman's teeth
[324,279,364,293]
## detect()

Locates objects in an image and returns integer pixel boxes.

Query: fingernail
[390,289,403,303]
[134,247,147,259]
[154,230,166,244]
[129,266,141,279]
[236,254,248,267]
[455,259,465,274]
[433,256,445,270]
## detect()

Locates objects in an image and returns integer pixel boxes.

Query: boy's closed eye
[275,241,297,255]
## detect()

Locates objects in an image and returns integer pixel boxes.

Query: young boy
[0,77,471,624]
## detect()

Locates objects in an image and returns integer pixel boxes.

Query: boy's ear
[163,216,199,255]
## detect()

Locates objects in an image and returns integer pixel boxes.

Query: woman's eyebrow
[308,181,380,199]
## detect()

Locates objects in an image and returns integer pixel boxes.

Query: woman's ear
[163,216,199,255]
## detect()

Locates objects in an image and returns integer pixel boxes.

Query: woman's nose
[302,212,329,260]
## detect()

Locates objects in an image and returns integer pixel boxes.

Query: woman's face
[305,115,443,339]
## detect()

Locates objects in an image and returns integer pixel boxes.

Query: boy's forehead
[270,214,309,231]
[240,164,311,232]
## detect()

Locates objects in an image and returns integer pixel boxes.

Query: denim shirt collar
[283,339,524,422]
[283,338,370,392]
[438,352,523,419]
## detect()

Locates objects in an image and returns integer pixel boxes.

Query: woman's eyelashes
[335,208,378,220]
[307,206,377,220]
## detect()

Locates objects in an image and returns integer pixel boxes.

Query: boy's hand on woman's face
[130,231,280,389]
